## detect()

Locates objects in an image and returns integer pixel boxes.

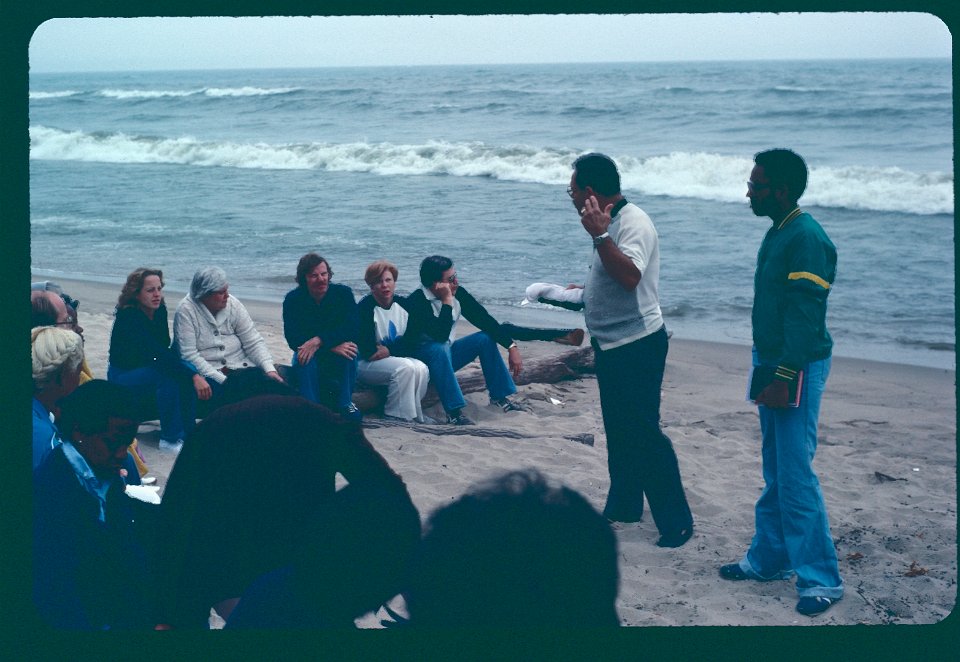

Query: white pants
[357,356,430,421]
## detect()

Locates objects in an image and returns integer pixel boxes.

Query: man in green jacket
[719,148,843,617]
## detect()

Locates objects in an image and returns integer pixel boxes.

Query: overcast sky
[29,13,951,73]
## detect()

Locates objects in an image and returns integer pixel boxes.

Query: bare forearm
[597,241,641,290]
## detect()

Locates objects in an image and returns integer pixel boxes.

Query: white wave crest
[203,86,300,97]
[30,90,82,100]
[28,126,953,215]
[29,125,316,169]
[619,152,953,215]
[99,88,202,99]
[96,86,300,99]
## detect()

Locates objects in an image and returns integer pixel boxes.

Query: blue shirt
[32,397,61,470]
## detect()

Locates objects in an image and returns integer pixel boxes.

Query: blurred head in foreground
[406,468,620,627]
[58,380,143,475]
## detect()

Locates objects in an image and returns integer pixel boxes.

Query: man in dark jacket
[719,148,842,618]
[403,255,524,425]
[282,253,361,421]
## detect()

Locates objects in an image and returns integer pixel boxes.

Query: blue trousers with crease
[739,350,843,599]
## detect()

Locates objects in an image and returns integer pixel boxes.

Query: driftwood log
[418,344,595,410]
[280,345,595,413]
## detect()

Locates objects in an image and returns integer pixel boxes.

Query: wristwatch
[592,232,610,248]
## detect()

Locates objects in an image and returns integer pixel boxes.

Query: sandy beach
[50,274,957,628]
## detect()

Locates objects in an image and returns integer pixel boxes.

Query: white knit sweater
[173,294,277,384]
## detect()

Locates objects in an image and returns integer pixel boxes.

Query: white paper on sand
[125,484,162,504]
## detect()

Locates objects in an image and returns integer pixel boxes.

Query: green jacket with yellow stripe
[752,210,836,382]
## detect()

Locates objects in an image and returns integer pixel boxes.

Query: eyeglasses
[55,316,77,328]
[443,273,458,284]
[566,186,575,198]
[312,270,333,280]
[746,180,771,193]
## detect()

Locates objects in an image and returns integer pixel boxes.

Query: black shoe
[796,596,837,617]
[339,403,363,422]
[446,410,475,426]
[719,563,793,582]
[655,526,693,548]
[492,397,527,412]
[719,563,750,581]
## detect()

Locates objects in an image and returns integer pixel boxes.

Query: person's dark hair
[117,268,164,310]
[58,379,144,441]
[295,253,329,288]
[572,152,622,197]
[754,148,808,203]
[418,255,453,289]
[31,293,60,327]
[294,478,421,626]
[405,468,620,627]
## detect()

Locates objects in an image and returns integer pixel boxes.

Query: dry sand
[53,275,957,627]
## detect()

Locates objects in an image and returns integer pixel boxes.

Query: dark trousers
[500,322,573,343]
[593,326,692,535]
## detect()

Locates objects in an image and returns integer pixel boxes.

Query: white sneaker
[159,438,184,454]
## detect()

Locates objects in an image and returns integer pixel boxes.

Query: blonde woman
[32,326,84,469]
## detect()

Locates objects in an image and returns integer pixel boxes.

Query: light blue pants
[740,350,843,599]
[413,332,516,413]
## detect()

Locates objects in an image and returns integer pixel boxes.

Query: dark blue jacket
[282,283,359,352]
[404,285,514,349]
[33,445,157,629]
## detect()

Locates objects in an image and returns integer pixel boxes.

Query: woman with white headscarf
[173,267,283,402]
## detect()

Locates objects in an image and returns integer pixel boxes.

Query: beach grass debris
[874,471,907,483]
[904,561,928,577]
[564,433,594,446]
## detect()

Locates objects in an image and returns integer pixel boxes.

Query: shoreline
[37,272,956,376]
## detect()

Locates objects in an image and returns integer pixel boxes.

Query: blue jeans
[740,350,843,599]
[593,327,693,535]
[413,332,516,413]
[293,350,357,409]
[107,363,196,442]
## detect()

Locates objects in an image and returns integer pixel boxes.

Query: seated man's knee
[418,342,451,363]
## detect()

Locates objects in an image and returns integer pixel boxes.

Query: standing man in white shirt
[567,153,693,547]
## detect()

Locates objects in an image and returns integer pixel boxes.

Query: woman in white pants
[356,260,431,422]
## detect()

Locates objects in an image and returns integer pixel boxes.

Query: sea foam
[29,126,954,215]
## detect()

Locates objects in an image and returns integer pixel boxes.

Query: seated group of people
[287,252,582,425]
[29,260,604,630]
[95,253,582,452]
[31,374,618,630]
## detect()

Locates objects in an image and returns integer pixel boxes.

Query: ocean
[28,59,954,368]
